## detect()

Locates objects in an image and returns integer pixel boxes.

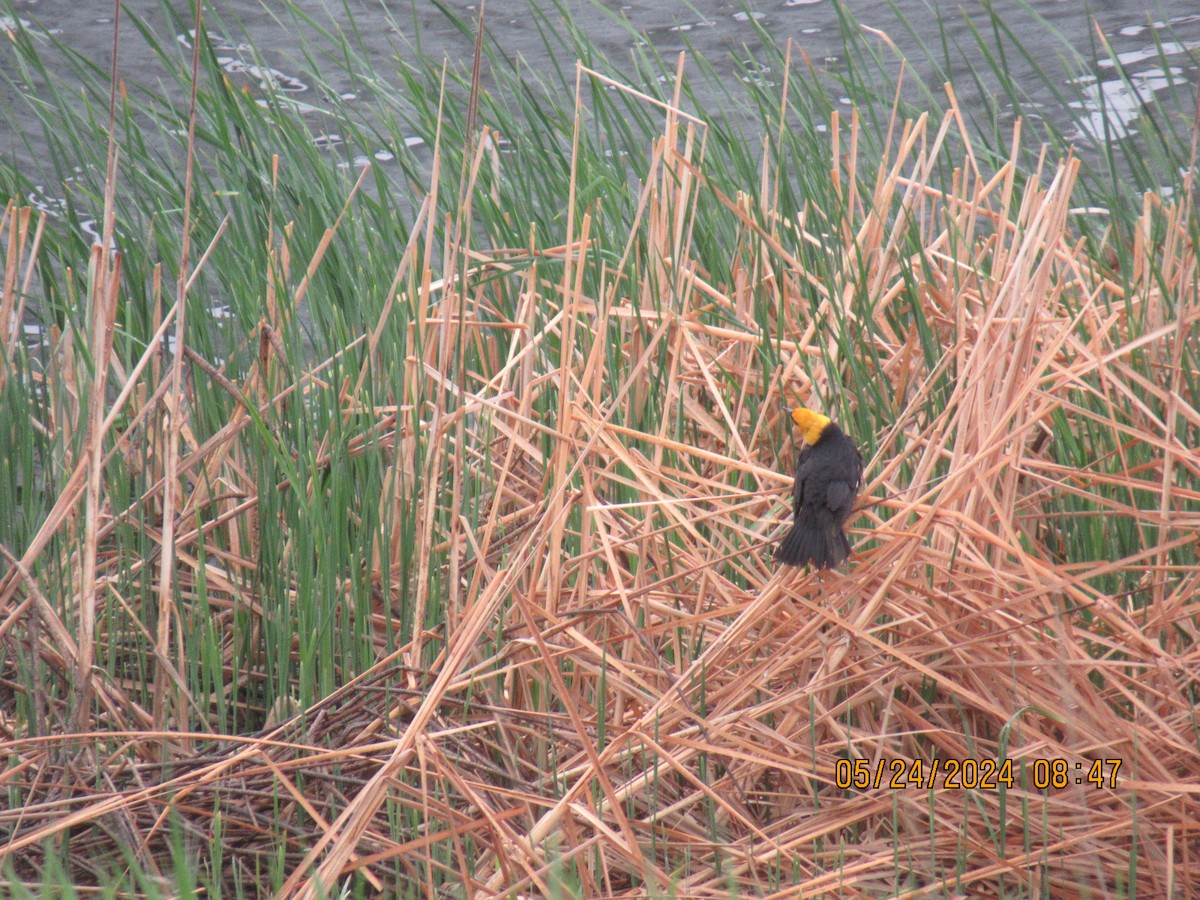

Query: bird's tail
[775,522,850,569]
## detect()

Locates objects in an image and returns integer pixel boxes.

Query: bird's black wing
[822,443,863,518]
[792,445,813,516]
[825,479,854,515]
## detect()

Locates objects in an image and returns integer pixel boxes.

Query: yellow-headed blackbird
[776,407,863,569]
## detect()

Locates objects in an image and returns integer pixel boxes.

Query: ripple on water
[175,30,308,94]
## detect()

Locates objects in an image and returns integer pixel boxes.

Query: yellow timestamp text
[835,757,1122,791]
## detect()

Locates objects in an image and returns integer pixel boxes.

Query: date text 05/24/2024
[835,757,1122,792]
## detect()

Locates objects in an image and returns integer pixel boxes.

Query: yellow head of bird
[790,407,831,445]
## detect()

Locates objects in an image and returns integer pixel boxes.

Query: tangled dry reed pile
[2,71,1199,896]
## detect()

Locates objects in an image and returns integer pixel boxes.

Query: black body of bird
[776,407,863,569]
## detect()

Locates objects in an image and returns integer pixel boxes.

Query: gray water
[3,1,1198,177]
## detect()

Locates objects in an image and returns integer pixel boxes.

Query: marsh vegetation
[1,2,1198,895]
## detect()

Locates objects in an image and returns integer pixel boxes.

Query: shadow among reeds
[1,2,1199,896]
